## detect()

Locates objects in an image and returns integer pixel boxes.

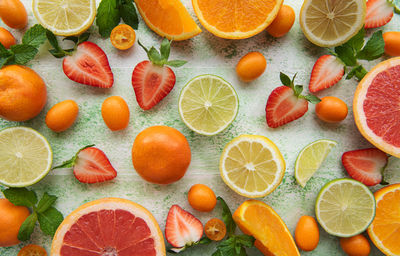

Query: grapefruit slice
[51,198,165,256]
[354,57,400,158]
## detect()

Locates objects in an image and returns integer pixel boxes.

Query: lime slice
[295,139,337,187]
[0,127,53,187]
[315,178,376,237]
[179,75,239,136]
[219,135,285,198]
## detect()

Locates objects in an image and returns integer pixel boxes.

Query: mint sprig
[2,188,64,241]
[280,72,321,104]
[46,30,90,58]
[138,38,187,67]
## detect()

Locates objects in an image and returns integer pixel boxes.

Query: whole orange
[188,184,217,212]
[132,126,191,184]
[0,65,47,121]
[0,198,30,247]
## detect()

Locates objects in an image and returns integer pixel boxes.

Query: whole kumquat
[46,100,79,132]
[267,5,295,38]
[188,184,217,212]
[236,52,267,82]
[315,96,348,123]
[18,244,47,256]
[101,96,130,131]
[0,0,27,29]
[295,215,319,251]
[383,31,400,57]
[0,27,16,48]
[340,234,371,256]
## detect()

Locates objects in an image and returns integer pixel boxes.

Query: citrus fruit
[0,27,16,49]
[0,0,28,29]
[315,96,348,123]
[46,100,79,132]
[192,0,283,39]
[315,178,376,237]
[51,197,166,256]
[134,0,201,41]
[0,127,52,187]
[383,31,400,57]
[32,0,96,36]
[188,184,217,212]
[340,234,371,256]
[132,126,191,185]
[266,4,296,38]
[18,244,47,256]
[0,65,47,122]
[294,216,319,252]
[233,200,300,256]
[367,183,400,255]
[101,96,130,131]
[219,135,285,198]
[178,75,239,136]
[294,139,337,187]
[110,24,136,50]
[354,57,400,158]
[299,0,366,47]
[0,198,30,247]
[204,218,226,241]
[236,52,267,82]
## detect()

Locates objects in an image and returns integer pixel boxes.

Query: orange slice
[192,0,283,39]
[51,198,165,256]
[134,0,201,41]
[353,57,400,158]
[367,183,400,255]
[233,200,300,256]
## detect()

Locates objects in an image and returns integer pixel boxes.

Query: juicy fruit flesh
[60,209,156,256]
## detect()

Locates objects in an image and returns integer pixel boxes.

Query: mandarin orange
[0,198,30,247]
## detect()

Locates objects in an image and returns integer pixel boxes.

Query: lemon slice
[0,127,53,187]
[300,0,366,47]
[295,139,337,187]
[32,0,96,36]
[178,75,239,136]
[220,135,285,198]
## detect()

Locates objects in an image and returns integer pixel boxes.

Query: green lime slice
[295,139,337,187]
[0,127,53,187]
[178,75,239,136]
[315,178,376,237]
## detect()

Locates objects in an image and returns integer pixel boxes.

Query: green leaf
[212,250,224,256]
[235,235,255,248]
[335,44,357,66]
[302,94,321,104]
[389,0,400,14]
[357,30,385,61]
[46,30,67,58]
[148,47,163,64]
[10,44,38,65]
[18,212,37,241]
[166,60,187,67]
[280,72,292,86]
[119,0,139,30]
[0,43,13,68]
[78,33,90,45]
[22,24,47,48]
[138,40,149,53]
[36,192,58,213]
[53,144,95,169]
[2,187,37,207]
[345,28,365,53]
[160,38,171,60]
[294,85,303,96]
[346,65,368,81]
[199,237,212,245]
[96,0,120,38]
[37,207,64,236]
[217,197,236,236]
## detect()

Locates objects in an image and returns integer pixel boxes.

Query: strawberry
[132,39,186,110]
[266,73,321,128]
[309,55,344,93]
[342,148,389,186]
[365,0,394,29]
[53,145,117,184]
[165,205,203,251]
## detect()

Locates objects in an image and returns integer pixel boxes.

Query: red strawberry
[53,145,117,184]
[266,73,321,128]
[132,39,186,110]
[165,205,203,250]
[309,55,344,93]
[342,148,388,186]
[365,0,394,28]
[63,41,114,88]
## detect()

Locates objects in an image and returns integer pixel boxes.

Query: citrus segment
[51,198,165,256]
[367,183,400,255]
[192,0,283,39]
[315,179,376,237]
[134,0,201,41]
[233,200,300,256]
[219,135,285,198]
[354,57,400,158]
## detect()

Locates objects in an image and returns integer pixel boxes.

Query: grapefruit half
[354,57,400,158]
[51,198,165,256]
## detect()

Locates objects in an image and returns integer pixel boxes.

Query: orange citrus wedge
[192,0,283,39]
[233,200,300,256]
[134,0,201,41]
[367,183,400,256]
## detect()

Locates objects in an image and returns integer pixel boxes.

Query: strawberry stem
[138,38,187,67]
[52,144,95,170]
[280,72,321,103]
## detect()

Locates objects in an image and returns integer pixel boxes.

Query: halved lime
[178,75,239,136]
[0,127,53,187]
[315,178,376,237]
[295,139,337,187]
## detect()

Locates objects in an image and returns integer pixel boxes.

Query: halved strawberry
[266,73,321,128]
[342,148,389,186]
[165,205,203,250]
[309,55,345,93]
[132,39,186,110]
[365,0,394,29]
[53,145,117,184]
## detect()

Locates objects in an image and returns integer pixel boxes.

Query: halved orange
[51,198,165,256]
[367,183,400,256]
[134,0,201,41]
[192,0,283,39]
[233,200,300,256]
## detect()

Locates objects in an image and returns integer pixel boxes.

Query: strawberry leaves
[280,72,321,104]
[138,38,187,67]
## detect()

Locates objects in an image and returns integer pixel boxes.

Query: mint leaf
[119,0,139,30]
[335,44,357,66]
[18,212,37,241]
[0,43,13,68]
[235,235,255,248]
[37,207,64,236]
[357,30,385,61]
[217,197,236,236]
[345,28,365,53]
[346,65,367,81]
[96,0,120,38]
[280,72,291,87]
[160,38,171,60]
[22,24,47,48]
[46,30,67,58]
[2,188,37,207]
[11,44,38,65]
[166,60,187,67]
[36,192,58,213]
